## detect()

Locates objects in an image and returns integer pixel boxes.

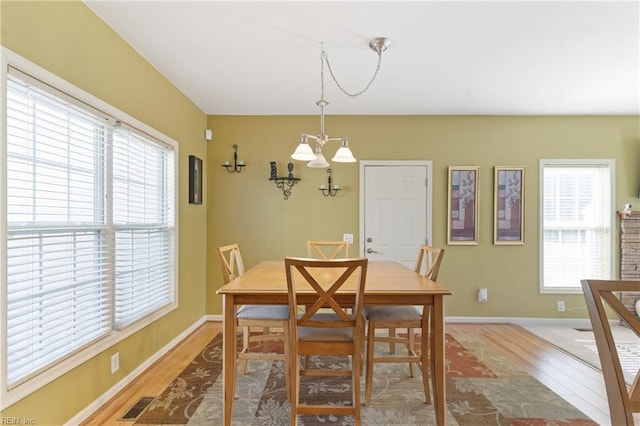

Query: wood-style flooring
[81,322,628,425]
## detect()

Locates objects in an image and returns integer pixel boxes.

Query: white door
[359,161,432,268]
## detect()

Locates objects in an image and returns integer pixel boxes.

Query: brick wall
[619,211,640,317]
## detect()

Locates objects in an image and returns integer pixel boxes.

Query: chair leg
[261,326,269,351]
[420,329,431,404]
[388,327,396,353]
[290,349,300,426]
[408,328,417,378]
[353,340,362,424]
[283,323,291,403]
[365,320,375,406]
[240,326,250,374]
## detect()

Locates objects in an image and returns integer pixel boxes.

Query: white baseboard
[66,316,207,425]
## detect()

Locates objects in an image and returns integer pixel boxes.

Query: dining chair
[582,279,640,425]
[305,239,353,367]
[285,257,368,425]
[216,243,290,383]
[363,244,444,406]
[307,240,350,259]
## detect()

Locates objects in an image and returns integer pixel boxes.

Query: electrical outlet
[111,352,119,373]
[557,301,565,312]
[477,288,488,303]
[343,233,354,244]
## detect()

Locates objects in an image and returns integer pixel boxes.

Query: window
[539,159,614,293]
[2,55,176,406]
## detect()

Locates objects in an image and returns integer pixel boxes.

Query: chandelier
[291,37,391,168]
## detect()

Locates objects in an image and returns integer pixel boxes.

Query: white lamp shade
[307,151,329,168]
[332,146,356,163]
[291,141,316,161]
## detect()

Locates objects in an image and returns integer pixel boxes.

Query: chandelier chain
[321,47,383,99]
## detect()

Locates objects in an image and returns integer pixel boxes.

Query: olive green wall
[206,115,640,318]
[1,1,207,423]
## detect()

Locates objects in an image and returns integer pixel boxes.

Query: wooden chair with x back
[304,239,353,366]
[307,240,350,259]
[363,244,444,406]
[582,279,640,425]
[216,243,290,387]
[285,257,368,425]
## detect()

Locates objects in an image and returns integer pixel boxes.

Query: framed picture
[493,166,525,244]
[189,155,203,204]
[447,166,479,245]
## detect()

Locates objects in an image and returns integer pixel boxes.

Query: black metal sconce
[221,144,245,173]
[269,161,300,200]
[319,168,341,197]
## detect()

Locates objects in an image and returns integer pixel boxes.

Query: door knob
[366,248,378,254]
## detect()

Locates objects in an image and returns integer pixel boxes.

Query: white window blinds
[113,127,175,328]
[4,68,176,388]
[541,160,614,291]
[6,71,111,386]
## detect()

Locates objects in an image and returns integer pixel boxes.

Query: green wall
[206,115,640,318]
[1,1,208,423]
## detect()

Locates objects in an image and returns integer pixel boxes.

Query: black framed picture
[189,155,202,204]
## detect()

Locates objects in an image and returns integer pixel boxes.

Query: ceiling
[85,1,639,116]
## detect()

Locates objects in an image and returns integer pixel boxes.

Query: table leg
[420,305,430,403]
[430,296,445,425]
[223,295,236,426]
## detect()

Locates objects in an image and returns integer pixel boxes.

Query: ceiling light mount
[291,37,391,168]
[369,37,391,54]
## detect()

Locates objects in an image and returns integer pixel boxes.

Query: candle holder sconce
[319,168,341,197]
[222,144,245,173]
[269,161,300,200]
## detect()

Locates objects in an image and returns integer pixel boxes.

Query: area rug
[133,331,597,425]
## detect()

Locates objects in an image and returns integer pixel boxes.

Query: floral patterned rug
[133,330,597,425]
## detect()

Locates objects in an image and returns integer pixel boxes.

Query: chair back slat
[307,240,350,259]
[582,279,640,425]
[216,243,244,284]
[414,245,445,280]
[285,257,368,333]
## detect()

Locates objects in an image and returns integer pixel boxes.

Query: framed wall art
[447,166,479,245]
[493,166,525,244]
[189,155,203,204]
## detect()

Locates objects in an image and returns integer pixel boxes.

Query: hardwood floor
[447,323,613,425]
[81,321,222,425]
[81,322,624,425]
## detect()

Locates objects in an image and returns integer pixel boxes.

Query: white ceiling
[85,1,640,116]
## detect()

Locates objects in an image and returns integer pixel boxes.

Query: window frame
[538,158,615,295]
[0,47,179,409]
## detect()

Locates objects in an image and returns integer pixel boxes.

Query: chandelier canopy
[291,37,391,168]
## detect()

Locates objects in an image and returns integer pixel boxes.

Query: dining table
[216,259,453,425]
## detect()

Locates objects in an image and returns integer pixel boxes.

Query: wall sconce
[222,144,245,173]
[319,168,341,197]
[269,161,300,200]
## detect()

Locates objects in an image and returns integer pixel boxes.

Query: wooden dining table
[216,259,453,425]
